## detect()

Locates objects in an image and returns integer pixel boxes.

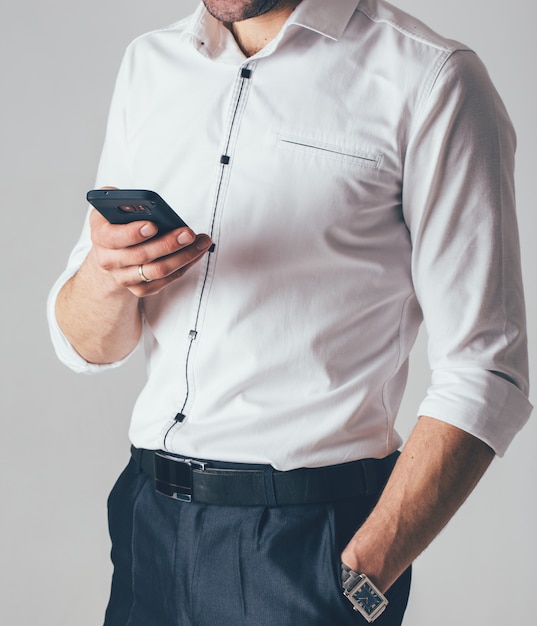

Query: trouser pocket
[327,497,412,625]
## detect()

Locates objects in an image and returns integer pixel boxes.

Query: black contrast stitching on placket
[163,64,254,450]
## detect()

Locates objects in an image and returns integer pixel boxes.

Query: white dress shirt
[48,0,532,469]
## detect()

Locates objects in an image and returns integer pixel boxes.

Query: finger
[125,229,202,266]
[127,234,212,283]
[92,216,207,273]
[126,252,211,297]
[104,234,212,290]
[101,232,211,275]
[90,209,161,249]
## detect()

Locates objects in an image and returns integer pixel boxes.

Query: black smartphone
[86,189,189,234]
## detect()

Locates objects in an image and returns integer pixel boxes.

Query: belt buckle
[154,452,206,502]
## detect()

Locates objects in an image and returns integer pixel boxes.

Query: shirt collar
[287,0,360,41]
[185,0,361,60]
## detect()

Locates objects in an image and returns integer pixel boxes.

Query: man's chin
[202,0,284,23]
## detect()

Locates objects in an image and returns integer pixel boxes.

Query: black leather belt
[131,446,399,506]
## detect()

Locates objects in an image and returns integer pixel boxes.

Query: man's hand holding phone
[87,189,212,298]
[56,188,211,364]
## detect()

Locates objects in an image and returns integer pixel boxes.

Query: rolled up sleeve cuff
[417,368,533,457]
[46,268,138,374]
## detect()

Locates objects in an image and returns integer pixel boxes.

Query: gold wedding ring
[138,264,152,283]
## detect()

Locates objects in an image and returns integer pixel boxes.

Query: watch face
[352,581,383,616]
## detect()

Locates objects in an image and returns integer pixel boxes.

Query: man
[48,0,532,624]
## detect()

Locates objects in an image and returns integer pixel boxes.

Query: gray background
[1,1,534,624]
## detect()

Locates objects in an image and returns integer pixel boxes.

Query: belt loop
[131,446,138,471]
[361,459,379,496]
[262,467,278,506]
[131,445,143,472]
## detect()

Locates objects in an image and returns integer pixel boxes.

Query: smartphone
[86,189,189,234]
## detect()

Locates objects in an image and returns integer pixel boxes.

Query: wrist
[341,535,394,593]
[341,546,360,576]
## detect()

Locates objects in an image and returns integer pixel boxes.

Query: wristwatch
[341,564,388,623]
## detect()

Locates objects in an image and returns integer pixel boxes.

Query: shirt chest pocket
[272,132,394,228]
[278,133,383,170]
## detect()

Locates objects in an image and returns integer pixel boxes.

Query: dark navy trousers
[104,457,411,626]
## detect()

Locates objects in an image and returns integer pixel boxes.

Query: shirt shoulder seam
[356,4,470,54]
[413,49,478,127]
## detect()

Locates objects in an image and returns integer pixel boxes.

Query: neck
[230,1,301,57]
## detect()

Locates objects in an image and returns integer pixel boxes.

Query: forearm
[342,415,495,592]
[55,248,142,364]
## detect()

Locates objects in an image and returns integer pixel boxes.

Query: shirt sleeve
[402,49,532,456]
[47,47,140,373]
